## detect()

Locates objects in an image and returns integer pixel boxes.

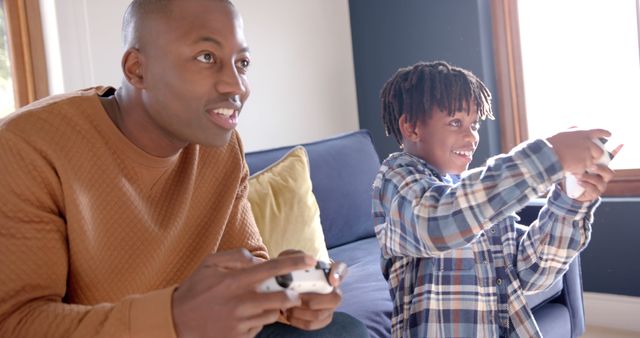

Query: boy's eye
[471,121,481,131]
[196,53,215,64]
[449,119,462,128]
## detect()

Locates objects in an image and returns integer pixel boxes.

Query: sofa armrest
[562,254,586,337]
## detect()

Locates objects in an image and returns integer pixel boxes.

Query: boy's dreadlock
[380,61,494,146]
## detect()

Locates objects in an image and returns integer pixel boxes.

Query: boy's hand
[277,250,346,331]
[546,128,611,174]
[565,144,623,201]
[569,164,615,202]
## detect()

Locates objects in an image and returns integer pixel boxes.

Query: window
[491,0,640,196]
[1,0,48,117]
[0,0,15,117]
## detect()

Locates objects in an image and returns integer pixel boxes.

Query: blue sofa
[245,130,585,338]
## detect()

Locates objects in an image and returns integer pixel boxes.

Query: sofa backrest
[245,130,381,249]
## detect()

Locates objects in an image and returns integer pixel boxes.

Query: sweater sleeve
[216,132,269,260]
[0,131,177,338]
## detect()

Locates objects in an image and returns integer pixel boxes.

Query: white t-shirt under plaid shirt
[372,139,599,337]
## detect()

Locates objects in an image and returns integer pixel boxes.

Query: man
[0,0,368,337]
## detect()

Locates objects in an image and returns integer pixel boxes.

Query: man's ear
[399,114,420,143]
[122,48,145,89]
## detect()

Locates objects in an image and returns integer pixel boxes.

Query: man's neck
[98,87,187,158]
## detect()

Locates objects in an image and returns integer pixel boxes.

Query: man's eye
[237,59,250,70]
[196,53,215,64]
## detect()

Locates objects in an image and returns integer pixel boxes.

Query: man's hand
[277,250,347,331]
[172,249,316,338]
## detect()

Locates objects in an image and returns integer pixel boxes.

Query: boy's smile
[402,107,480,175]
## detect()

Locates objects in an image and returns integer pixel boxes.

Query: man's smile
[207,107,239,130]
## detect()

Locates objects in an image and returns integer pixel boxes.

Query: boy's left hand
[277,250,347,331]
[568,144,622,202]
[569,164,615,202]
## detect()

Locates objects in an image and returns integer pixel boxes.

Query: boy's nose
[463,128,478,142]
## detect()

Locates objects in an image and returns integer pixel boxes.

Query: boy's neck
[401,150,445,176]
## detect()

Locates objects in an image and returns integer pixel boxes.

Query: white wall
[40,0,359,151]
[39,0,130,95]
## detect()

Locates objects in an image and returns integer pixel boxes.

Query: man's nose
[215,64,246,97]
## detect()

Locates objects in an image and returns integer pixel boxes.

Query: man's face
[137,0,250,148]
[411,108,480,175]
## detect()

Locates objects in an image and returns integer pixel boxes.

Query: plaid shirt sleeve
[374,139,571,258]
[516,185,598,294]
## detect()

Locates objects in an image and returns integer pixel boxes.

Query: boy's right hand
[172,249,316,338]
[546,128,611,174]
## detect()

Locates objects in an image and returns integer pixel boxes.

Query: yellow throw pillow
[248,146,330,262]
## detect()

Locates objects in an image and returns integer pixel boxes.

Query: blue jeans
[256,312,369,338]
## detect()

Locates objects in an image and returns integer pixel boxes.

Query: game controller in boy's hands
[257,261,334,294]
[565,137,614,199]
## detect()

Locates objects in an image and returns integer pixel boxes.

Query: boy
[372,61,615,337]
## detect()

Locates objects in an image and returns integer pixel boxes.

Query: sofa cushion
[526,278,562,310]
[245,130,381,249]
[329,237,392,338]
[532,303,571,338]
[248,146,330,261]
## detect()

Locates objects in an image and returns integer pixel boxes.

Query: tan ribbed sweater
[0,87,268,337]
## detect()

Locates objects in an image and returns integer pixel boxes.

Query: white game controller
[257,261,334,294]
[565,137,613,199]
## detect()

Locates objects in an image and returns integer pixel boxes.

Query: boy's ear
[399,114,420,143]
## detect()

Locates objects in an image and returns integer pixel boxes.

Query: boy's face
[407,108,480,175]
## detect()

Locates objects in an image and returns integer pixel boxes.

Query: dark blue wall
[349,0,640,297]
[582,199,640,297]
[349,0,501,166]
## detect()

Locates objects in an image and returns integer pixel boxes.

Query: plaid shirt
[372,139,599,338]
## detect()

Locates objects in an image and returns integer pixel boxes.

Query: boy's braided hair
[380,60,494,146]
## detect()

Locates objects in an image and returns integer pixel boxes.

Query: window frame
[490,0,640,197]
[2,0,48,108]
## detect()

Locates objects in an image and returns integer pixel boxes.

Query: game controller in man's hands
[565,137,614,199]
[257,261,334,294]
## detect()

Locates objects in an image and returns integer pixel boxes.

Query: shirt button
[496,278,502,285]
[490,228,496,234]
[483,260,489,264]
[503,319,509,326]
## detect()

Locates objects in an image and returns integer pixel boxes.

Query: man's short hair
[122,0,170,49]
[121,0,235,48]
